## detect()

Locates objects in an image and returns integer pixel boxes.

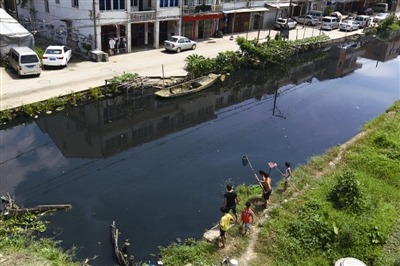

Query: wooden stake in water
[162,64,165,88]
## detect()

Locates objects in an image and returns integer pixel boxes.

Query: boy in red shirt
[241,201,254,235]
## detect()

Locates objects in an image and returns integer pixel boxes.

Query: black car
[358,7,374,15]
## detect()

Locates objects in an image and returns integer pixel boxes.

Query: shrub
[327,170,371,213]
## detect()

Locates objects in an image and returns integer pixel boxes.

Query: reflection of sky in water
[0,56,399,264]
[0,125,67,197]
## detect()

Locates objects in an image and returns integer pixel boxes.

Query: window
[44,0,49,12]
[160,0,178,8]
[72,0,78,7]
[55,0,59,4]
[100,0,124,10]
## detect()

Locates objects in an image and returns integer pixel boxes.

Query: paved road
[0,26,363,111]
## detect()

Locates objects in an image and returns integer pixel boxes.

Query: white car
[42,45,72,67]
[373,13,390,23]
[275,18,297,30]
[339,20,360,31]
[164,36,196,53]
[293,15,320,26]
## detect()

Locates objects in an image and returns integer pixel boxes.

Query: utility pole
[93,0,97,50]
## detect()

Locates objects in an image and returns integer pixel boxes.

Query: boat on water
[154,73,220,98]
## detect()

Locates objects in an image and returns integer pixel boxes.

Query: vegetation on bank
[185,34,330,77]
[156,100,400,265]
[0,73,139,125]
[0,212,81,266]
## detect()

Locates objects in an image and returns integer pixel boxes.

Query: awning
[223,7,269,13]
[266,3,294,8]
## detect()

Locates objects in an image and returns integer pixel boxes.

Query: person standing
[222,184,240,222]
[219,206,233,248]
[241,201,254,235]
[109,37,116,55]
[282,161,292,192]
[259,170,272,209]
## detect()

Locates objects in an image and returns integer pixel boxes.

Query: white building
[14,0,342,55]
[16,0,182,53]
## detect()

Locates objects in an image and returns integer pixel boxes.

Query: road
[0,26,362,111]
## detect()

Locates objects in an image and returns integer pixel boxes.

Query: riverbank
[157,100,400,265]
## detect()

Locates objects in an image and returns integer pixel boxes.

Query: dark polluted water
[0,40,399,265]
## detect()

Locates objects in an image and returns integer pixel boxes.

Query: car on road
[42,45,72,67]
[293,15,320,26]
[357,7,374,15]
[373,13,390,23]
[355,15,372,28]
[321,16,340,30]
[339,20,360,31]
[274,18,297,30]
[164,36,196,53]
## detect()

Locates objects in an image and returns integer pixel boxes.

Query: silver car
[275,18,297,30]
[339,20,360,31]
[293,15,320,26]
[164,36,196,53]
[373,13,390,23]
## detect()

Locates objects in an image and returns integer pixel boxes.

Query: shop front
[182,13,223,40]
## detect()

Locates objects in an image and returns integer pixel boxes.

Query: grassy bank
[157,100,400,265]
[0,212,82,266]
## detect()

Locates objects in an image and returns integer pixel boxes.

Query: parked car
[274,18,297,30]
[321,16,340,30]
[339,20,360,31]
[7,46,42,76]
[373,13,390,23]
[357,7,374,15]
[307,10,323,21]
[42,45,72,67]
[355,15,372,28]
[164,36,196,53]
[371,3,388,12]
[293,15,320,26]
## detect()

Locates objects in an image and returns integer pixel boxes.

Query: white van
[7,46,42,77]
[355,15,372,28]
[307,10,323,21]
[372,3,388,12]
[321,16,340,30]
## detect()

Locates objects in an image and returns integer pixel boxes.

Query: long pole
[162,64,165,88]
[273,167,299,192]
[93,0,97,49]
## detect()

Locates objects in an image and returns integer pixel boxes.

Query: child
[222,183,240,222]
[219,206,233,248]
[282,161,292,192]
[259,170,272,209]
[241,201,254,235]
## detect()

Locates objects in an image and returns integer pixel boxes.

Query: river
[0,38,399,265]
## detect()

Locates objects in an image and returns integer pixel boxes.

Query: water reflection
[32,37,400,161]
[0,37,399,264]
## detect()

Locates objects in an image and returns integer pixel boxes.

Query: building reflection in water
[35,35,400,159]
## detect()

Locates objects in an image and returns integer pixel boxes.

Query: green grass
[0,213,81,266]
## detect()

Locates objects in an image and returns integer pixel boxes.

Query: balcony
[183,4,222,15]
[129,10,156,22]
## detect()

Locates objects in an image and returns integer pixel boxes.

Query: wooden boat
[154,73,219,98]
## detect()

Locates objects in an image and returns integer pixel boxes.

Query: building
[14,0,395,56]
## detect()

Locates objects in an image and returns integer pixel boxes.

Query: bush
[327,170,371,213]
